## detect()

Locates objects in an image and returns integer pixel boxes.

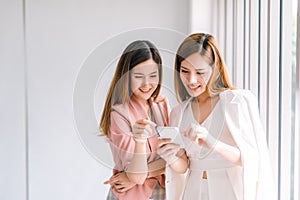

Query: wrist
[205,134,217,148]
[133,137,147,144]
[147,171,150,178]
[165,154,178,165]
[134,142,147,154]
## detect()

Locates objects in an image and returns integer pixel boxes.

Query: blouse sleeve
[242,91,276,199]
[222,90,259,200]
[222,89,275,200]
[109,108,135,171]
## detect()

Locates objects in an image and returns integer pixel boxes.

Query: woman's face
[130,59,159,103]
[180,53,212,97]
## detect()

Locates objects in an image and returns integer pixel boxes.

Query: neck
[196,90,211,103]
[132,95,150,110]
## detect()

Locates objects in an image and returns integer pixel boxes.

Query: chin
[187,89,204,97]
[137,93,152,101]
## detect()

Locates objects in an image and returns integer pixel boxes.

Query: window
[191,0,299,199]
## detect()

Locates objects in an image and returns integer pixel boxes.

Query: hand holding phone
[156,126,185,148]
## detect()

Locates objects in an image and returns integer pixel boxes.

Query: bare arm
[104,158,166,193]
[169,148,189,173]
[208,137,241,165]
[126,141,148,184]
[125,119,153,184]
[147,158,166,178]
[193,125,241,166]
[157,139,189,173]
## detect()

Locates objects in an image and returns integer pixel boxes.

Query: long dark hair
[100,40,163,136]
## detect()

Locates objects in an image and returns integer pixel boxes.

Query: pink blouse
[108,95,169,200]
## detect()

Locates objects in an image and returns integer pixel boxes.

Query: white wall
[0,0,190,200]
[189,0,213,34]
[0,1,26,200]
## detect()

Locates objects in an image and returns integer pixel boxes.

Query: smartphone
[156,126,185,148]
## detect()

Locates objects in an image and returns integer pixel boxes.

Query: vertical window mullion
[249,0,259,96]
[235,0,245,89]
[225,0,234,83]
[295,0,300,199]
[280,0,293,199]
[259,0,269,142]
[268,0,281,198]
[243,0,250,90]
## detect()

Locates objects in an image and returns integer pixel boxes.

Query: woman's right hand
[157,138,180,165]
[132,119,153,143]
[104,172,136,193]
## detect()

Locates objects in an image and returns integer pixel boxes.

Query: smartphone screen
[156,126,185,148]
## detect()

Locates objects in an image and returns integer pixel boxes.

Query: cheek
[130,78,141,91]
[152,77,159,85]
[203,71,212,84]
[179,73,186,83]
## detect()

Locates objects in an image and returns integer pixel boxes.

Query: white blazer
[166,89,276,200]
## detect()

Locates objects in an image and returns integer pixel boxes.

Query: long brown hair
[100,40,163,137]
[174,33,234,102]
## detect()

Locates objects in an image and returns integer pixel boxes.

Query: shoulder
[111,103,126,112]
[219,89,257,104]
[152,95,169,104]
[111,103,130,119]
[169,98,191,126]
[170,98,191,114]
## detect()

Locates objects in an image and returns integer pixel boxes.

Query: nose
[142,76,149,85]
[188,73,198,84]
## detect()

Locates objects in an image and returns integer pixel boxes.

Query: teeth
[189,85,200,89]
[140,88,151,93]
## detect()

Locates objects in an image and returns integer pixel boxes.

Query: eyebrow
[181,66,206,71]
[133,71,158,75]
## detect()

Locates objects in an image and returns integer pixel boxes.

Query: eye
[181,69,189,73]
[150,75,158,78]
[197,72,205,75]
[134,76,143,79]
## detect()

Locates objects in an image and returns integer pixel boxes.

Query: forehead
[132,59,158,73]
[181,53,210,70]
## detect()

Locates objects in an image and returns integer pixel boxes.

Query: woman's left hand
[104,172,136,192]
[184,123,216,148]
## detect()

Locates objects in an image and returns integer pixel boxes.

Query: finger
[103,178,114,184]
[135,119,150,125]
[158,143,180,155]
[144,125,153,135]
[142,119,158,128]
[194,125,208,133]
[118,187,127,193]
[157,138,172,147]
[115,184,123,190]
[133,124,146,133]
[182,130,188,137]
[163,143,180,150]
[163,144,180,154]
[197,138,204,145]
[195,132,205,139]
[163,149,179,158]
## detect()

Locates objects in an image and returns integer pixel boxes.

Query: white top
[166,89,276,200]
[180,97,241,200]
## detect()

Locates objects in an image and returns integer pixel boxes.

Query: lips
[188,84,201,90]
[139,87,152,93]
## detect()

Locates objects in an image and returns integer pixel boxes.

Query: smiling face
[130,59,159,103]
[179,53,212,97]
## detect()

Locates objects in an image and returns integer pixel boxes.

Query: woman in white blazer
[158,33,275,200]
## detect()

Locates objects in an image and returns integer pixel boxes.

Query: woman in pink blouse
[100,40,172,200]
